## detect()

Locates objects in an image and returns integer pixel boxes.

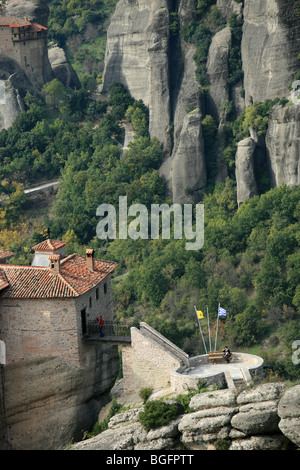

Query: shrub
[139,387,153,404]
[138,401,179,431]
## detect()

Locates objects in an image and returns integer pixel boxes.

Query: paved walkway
[187,360,250,381]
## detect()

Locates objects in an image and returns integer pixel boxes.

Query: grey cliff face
[235,137,258,206]
[5,0,50,27]
[0,81,25,130]
[102,0,172,153]
[48,46,81,90]
[4,346,119,450]
[206,26,232,121]
[242,0,300,105]
[266,104,300,188]
[102,0,205,202]
[103,0,299,204]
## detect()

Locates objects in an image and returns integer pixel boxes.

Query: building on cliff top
[0,240,118,366]
[0,15,49,89]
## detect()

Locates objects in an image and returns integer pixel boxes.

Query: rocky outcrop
[231,382,285,435]
[102,0,299,203]
[266,104,300,188]
[102,0,205,202]
[242,0,300,106]
[102,0,172,154]
[206,26,232,121]
[48,46,81,90]
[217,0,243,21]
[4,345,119,450]
[278,384,300,448]
[0,0,53,108]
[4,0,50,27]
[161,108,206,204]
[235,137,258,206]
[70,382,299,451]
[0,80,25,130]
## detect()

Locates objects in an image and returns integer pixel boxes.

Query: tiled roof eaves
[0,258,118,299]
[0,265,77,299]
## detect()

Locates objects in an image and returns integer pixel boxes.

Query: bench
[208,350,233,364]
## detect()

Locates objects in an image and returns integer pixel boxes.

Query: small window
[96,287,99,300]
[89,297,92,308]
[104,283,107,294]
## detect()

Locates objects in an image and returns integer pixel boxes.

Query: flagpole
[214,303,220,351]
[194,305,207,354]
[207,305,211,352]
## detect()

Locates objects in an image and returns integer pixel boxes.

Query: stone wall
[122,323,186,393]
[0,24,51,90]
[0,275,114,367]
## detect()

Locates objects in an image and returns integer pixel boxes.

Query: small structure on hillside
[0,16,49,89]
[121,323,264,394]
[0,240,118,366]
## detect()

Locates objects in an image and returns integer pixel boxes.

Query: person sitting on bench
[223,346,231,363]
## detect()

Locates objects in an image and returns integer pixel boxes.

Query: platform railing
[87,319,134,337]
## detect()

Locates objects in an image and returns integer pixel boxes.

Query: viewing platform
[82,320,133,345]
[172,352,264,390]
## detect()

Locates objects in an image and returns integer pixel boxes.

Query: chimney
[49,254,61,274]
[86,249,95,271]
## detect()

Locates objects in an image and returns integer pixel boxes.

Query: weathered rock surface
[102,0,172,154]
[206,26,232,121]
[0,81,25,131]
[0,0,53,98]
[70,383,298,451]
[48,46,81,90]
[266,104,300,188]
[4,0,50,27]
[235,137,258,206]
[242,0,300,105]
[4,345,119,450]
[217,0,243,21]
[168,109,206,204]
[103,0,206,203]
[278,384,300,447]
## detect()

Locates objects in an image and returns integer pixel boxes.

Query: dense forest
[0,0,299,383]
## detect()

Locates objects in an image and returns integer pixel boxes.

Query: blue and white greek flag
[218,306,227,317]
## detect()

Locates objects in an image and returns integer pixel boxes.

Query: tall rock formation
[3,347,119,450]
[102,0,206,203]
[266,104,300,188]
[102,0,173,154]
[242,0,300,106]
[102,0,299,204]
[0,0,80,130]
[0,79,25,130]
[1,0,54,91]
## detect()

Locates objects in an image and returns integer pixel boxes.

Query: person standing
[97,316,104,337]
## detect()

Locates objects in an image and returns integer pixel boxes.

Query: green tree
[42,79,68,109]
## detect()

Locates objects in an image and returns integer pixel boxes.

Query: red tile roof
[32,239,66,252]
[0,250,14,260]
[0,270,9,291]
[0,16,47,30]
[0,254,118,299]
[0,16,31,26]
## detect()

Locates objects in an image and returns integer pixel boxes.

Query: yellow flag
[197,310,204,319]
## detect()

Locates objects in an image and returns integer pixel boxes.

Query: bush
[138,401,179,431]
[139,387,153,404]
